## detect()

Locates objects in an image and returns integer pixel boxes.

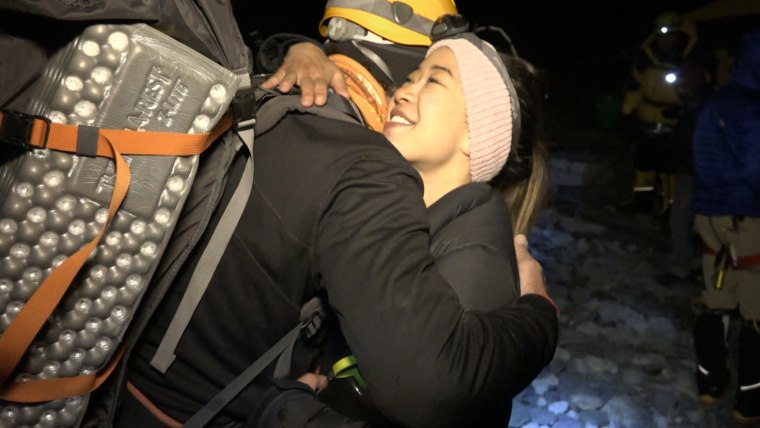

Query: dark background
[233,0,758,135]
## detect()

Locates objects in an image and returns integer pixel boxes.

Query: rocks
[509,201,730,427]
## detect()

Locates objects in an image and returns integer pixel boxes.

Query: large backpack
[0,2,253,426]
[0,4,365,426]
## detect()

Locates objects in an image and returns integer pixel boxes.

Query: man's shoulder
[257,111,402,163]
[252,111,420,204]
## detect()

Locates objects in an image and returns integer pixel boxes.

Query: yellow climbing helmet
[319,0,458,46]
[653,11,697,38]
[654,11,684,32]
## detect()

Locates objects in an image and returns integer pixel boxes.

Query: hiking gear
[319,358,394,428]
[655,11,687,32]
[713,244,732,289]
[693,307,731,405]
[327,53,388,132]
[645,12,698,65]
[132,87,370,426]
[324,38,427,90]
[430,14,471,42]
[734,319,760,424]
[183,296,328,428]
[704,243,760,271]
[0,22,240,425]
[319,0,458,46]
[427,33,518,182]
[0,1,253,425]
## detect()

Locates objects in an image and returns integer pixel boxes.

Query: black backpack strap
[253,88,364,136]
[183,297,327,428]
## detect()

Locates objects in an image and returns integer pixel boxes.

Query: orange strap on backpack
[0,110,232,402]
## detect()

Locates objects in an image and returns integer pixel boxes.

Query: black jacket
[429,183,519,312]
[319,183,526,427]
[126,111,558,427]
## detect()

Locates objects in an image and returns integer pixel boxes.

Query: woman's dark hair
[488,54,551,235]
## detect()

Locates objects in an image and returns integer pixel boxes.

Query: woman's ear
[460,137,471,157]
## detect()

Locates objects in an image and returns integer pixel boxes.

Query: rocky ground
[507,155,748,428]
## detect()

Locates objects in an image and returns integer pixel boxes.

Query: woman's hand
[514,234,558,313]
[260,42,349,107]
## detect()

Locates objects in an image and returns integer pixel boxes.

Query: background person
[691,29,760,426]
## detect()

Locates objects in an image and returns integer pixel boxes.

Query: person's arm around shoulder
[314,154,559,426]
[260,42,348,107]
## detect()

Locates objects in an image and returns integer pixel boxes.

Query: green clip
[332,355,368,390]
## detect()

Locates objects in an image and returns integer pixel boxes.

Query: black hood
[325,39,426,90]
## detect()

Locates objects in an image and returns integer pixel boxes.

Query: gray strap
[183,326,301,428]
[272,334,296,379]
[183,296,325,427]
[352,40,395,86]
[76,125,99,157]
[150,127,255,373]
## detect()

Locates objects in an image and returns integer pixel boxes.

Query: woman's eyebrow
[428,64,454,77]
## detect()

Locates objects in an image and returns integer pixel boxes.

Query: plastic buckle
[232,87,257,130]
[430,14,470,42]
[300,310,324,340]
[0,110,50,150]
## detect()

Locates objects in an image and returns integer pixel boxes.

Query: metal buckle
[0,110,50,150]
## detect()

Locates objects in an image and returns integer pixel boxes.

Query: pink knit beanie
[427,34,519,182]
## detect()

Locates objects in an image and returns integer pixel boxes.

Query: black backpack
[0,2,362,426]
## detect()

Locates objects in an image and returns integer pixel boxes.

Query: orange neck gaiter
[328,54,388,132]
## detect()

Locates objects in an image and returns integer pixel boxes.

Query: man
[691,29,760,425]
[119,2,559,427]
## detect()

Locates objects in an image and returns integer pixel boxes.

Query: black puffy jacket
[428,182,520,312]
[126,110,557,428]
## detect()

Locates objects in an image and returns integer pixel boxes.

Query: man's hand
[260,42,349,107]
[514,234,556,312]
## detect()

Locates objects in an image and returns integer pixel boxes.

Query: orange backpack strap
[0,346,124,403]
[0,110,232,158]
[0,109,232,401]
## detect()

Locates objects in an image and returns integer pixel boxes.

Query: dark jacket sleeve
[253,379,369,428]
[314,159,559,427]
[435,245,519,312]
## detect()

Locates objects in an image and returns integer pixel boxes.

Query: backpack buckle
[232,87,257,130]
[299,296,326,340]
[0,110,50,150]
[300,308,324,340]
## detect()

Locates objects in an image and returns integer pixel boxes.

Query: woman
[383,33,549,311]
[285,33,553,426]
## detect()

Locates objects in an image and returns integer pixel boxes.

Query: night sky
[236,0,709,66]
[234,0,730,131]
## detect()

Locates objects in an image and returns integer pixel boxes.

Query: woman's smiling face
[382,47,470,175]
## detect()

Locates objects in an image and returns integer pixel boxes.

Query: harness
[703,216,760,290]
